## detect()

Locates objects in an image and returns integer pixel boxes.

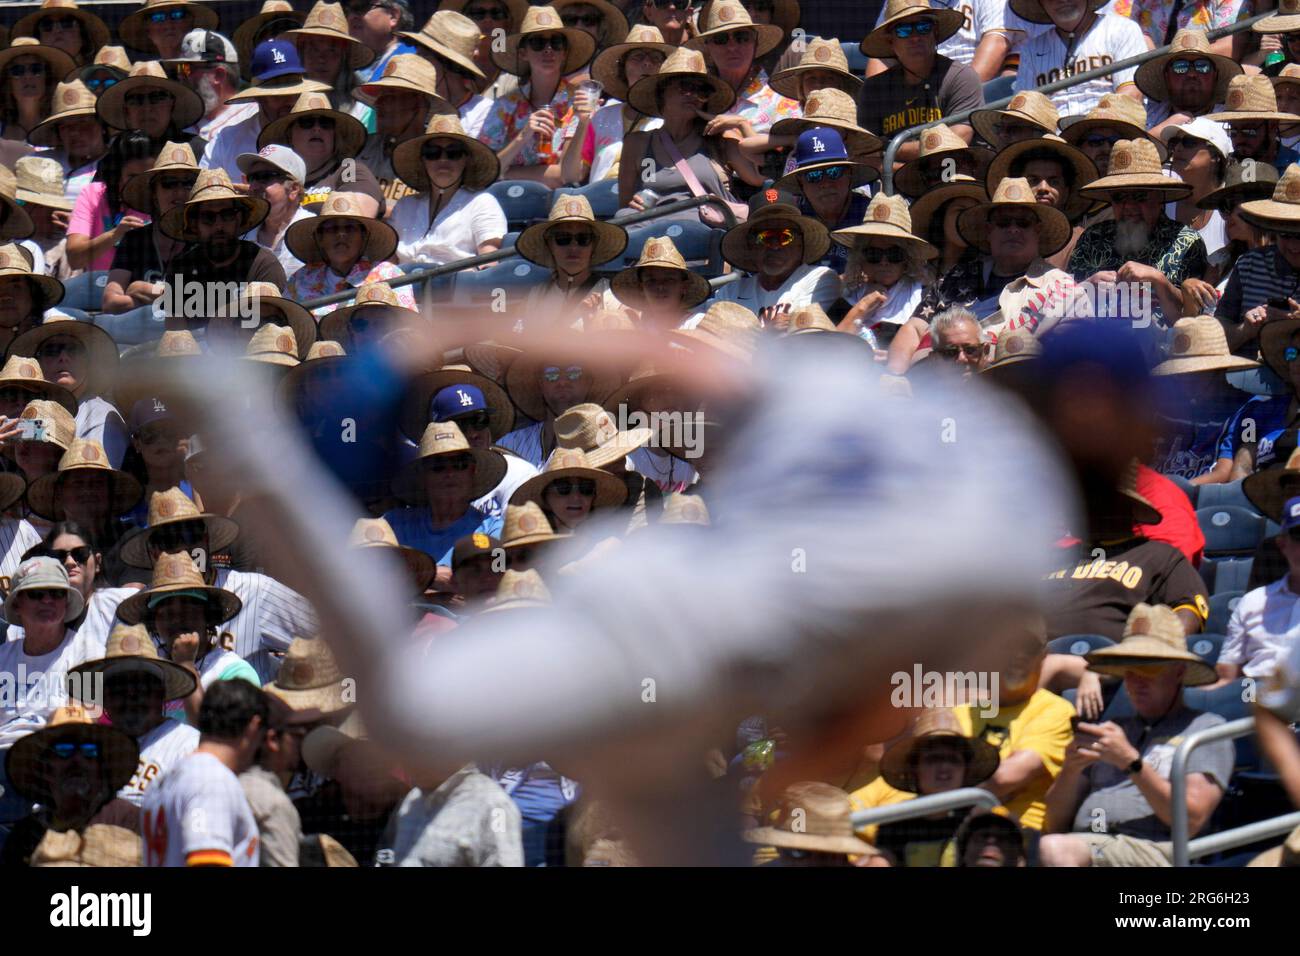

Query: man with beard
[1068,139,1208,325]
[1135,29,1241,135]
[1207,74,1300,177]
[167,30,255,147]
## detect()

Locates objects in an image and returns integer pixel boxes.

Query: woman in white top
[390,113,506,266]
[1162,119,1230,283]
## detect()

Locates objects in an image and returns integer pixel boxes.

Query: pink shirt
[68,181,149,272]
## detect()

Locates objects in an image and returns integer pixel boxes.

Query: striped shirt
[1217,246,1300,359]
[120,718,199,806]
[496,422,546,469]
[0,518,41,610]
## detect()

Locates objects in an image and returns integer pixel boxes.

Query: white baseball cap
[237,144,306,185]
[1162,117,1233,162]
[169,29,238,65]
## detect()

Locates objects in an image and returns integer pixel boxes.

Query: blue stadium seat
[1197,506,1266,557]
[1188,632,1225,666]
[616,221,727,276]
[1166,473,1198,509]
[1046,634,1114,656]
[1184,680,1257,769]
[982,75,1016,105]
[1205,591,1243,634]
[1100,683,1134,722]
[840,40,868,75]
[448,257,549,303]
[486,180,554,229]
[1201,556,1254,595]
[1196,479,1254,512]
[556,180,621,219]
[396,261,453,302]
[501,230,520,251]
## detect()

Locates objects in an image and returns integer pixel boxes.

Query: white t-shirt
[392,189,507,266]
[120,718,200,806]
[1165,200,1228,269]
[699,265,841,324]
[142,750,260,866]
[459,94,492,139]
[197,102,258,144]
[200,110,261,172]
[1014,14,1146,120]
[0,626,104,749]
[76,586,137,648]
[475,453,539,522]
[243,206,315,281]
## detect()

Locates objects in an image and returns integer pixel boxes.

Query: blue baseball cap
[792,127,850,171]
[1283,495,1300,532]
[249,39,306,84]
[128,397,174,436]
[431,384,488,422]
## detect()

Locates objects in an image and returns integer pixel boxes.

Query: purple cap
[128,397,174,435]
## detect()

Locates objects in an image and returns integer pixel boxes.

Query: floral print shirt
[478,80,580,168]
[286,259,414,317]
[1105,0,1249,49]
[733,69,801,133]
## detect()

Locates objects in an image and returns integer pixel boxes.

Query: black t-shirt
[163,241,287,330]
[1043,538,1209,640]
[856,56,985,141]
[108,224,179,286]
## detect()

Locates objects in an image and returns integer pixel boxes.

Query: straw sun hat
[956,176,1072,257]
[1153,316,1260,377]
[1085,603,1217,686]
[4,705,137,808]
[509,446,628,510]
[515,194,627,270]
[491,5,596,76]
[391,113,500,193]
[743,781,878,856]
[70,622,197,704]
[390,420,508,504]
[879,709,1001,793]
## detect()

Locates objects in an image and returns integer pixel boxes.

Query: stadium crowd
[5,0,1300,868]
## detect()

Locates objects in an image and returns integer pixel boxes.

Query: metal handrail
[1171,715,1255,866]
[850,786,1000,827]
[880,10,1275,194]
[1186,810,1300,862]
[300,193,737,310]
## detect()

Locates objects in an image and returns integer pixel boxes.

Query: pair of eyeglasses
[707,29,755,46]
[24,588,67,602]
[1081,133,1122,148]
[562,13,603,28]
[1169,58,1214,76]
[1111,190,1151,205]
[801,165,848,184]
[48,546,93,565]
[525,35,568,52]
[139,427,181,446]
[936,343,984,359]
[125,90,174,108]
[891,18,935,39]
[625,50,666,69]
[465,4,509,20]
[320,220,363,235]
[422,144,467,161]
[296,116,336,131]
[862,245,906,264]
[550,478,596,496]
[39,15,79,31]
[8,63,46,78]
[426,454,473,473]
[195,207,242,225]
[990,213,1038,230]
[148,9,191,23]
[1164,135,1206,152]
[672,79,713,97]
[85,75,119,91]
[452,410,492,431]
[751,227,796,248]
[36,340,86,359]
[542,365,584,382]
[550,232,594,247]
[160,175,197,190]
[50,741,100,760]
[1229,124,1266,139]
[247,170,287,186]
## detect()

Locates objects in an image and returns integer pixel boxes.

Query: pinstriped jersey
[1013,14,1147,119]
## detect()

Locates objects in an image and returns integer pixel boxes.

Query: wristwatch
[1125,757,1144,776]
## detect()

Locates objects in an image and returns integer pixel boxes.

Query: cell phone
[16,419,47,442]
[1268,296,1292,310]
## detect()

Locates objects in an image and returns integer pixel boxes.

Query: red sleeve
[1134,464,1205,567]
[581,122,595,166]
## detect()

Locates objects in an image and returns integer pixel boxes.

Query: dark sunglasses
[1285,346,1300,362]
[891,18,935,38]
[525,35,568,52]
[148,9,190,22]
[550,478,596,496]
[801,165,848,184]
[1164,135,1206,152]
[150,522,206,548]
[85,75,119,91]
[247,170,288,186]
[990,213,1038,230]
[422,144,467,161]
[707,29,755,46]
[195,207,242,225]
[159,175,197,190]
[862,246,906,264]
[549,231,594,246]
[465,5,509,19]
[24,588,68,602]
[39,15,80,31]
[125,90,174,108]
[8,63,46,78]
[48,546,94,565]
[452,410,492,431]
[936,343,984,359]
[672,79,713,97]
[1081,133,1122,148]
[1169,58,1214,76]
[562,13,603,28]
[296,116,336,131]
[50,741,101,760]
[542,365,584,382]
[36,340,86,359]
[425,454,473,473]
[1229,124,1266,138]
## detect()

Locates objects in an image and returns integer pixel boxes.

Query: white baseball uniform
[142,750,260,867]
[1014,13,1147,119]
[119,718,200,806]
[0,519,41,611]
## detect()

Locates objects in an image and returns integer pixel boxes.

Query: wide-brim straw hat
[159,168,270,242]
[1078,139,1192,200]
[118,0,218,52]
[861,0,964,57]
[6,312,117,397]
[0,38,76,90]
[894,123,994,199]
[96,60,205,131]
[207,281,317,359]
[276,340,348,407]
[0,243,64,309]
[971,90,1059,149]
[13,400,77,458]
[0,355,76,414]
[84,44,131,78]
[687,0,785,59]
[980,327,1042,377]
[668,301,761,363]
[702,0,799,40]
[392,113,500,192]
[257,91,367,160]
[234,1,307,75]
[318,280,414,343]
[27,439,143,520]
[505,334,621,422]
[242,323,302,368]
[552,0,629,46]
[985,134,1099,222]
[500,500,570,549]
[117,551,243,627]
[354,53,450,109]
[832,192,937,258]
[610,235,712,311]
[743,781,877,856]
[0,170,35,242]
[591,25,674,101]
[348,517,437,595]
[13,0,111,52]
[880,710,1001,793]
[1010,0,1105,24]
[770,37,860,101]
[400,9,486,80]
[1154,316,1260,376]
[0,469,25,513]
[554,401,652,468]
[479,567,553,614]
[120,487,241,568]
[492,5,597,75]
[957,176,1072,256]
[1244,448,1300,519]
[1206,74,1300,124]
[626,47,736,119]
[26,79,99,148]
[1058,95,1168,161]
[721,201,830,272]
[70,622,197,703]
[264,635,352,721]
[1200,159,1280,212]
[392,420,509,503]
[510,446,628,509]
[285,191,398,264]
[400,364,515,441]
[1136,28,1241,105]
[5,706,137,806]
[226,74,333,104]
[1239,163,1300,234]
[120,140,198,215]
[516,194,628,269]
[285,1,377,70]
[1086,602,1217,685]
[769,87,882,157]
[1255,0,1300,33]
[603,360,684,415]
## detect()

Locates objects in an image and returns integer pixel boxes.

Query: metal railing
[1171,716,1255,866]
[300,194,738,311]
[849,786,1001,828]
[1186,810,1300,862]
[880,10,1276,194]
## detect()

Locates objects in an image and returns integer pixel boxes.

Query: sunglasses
[139,426,182,446]
[550,478,596,496]
[801,165,848,184]
[50,741,101,760]
[150,522,205,548]
[195,207,242,225]
[936,343,984,359]
[247,170,288,186]
[1081,133,1122,148]
[425,454,473,473]
[8,63,46,78]
[1111,190,1152,205]
[525,35,568,52]
[36,340,87,359]
[1169,58,1214,75]
[707,29,755,46]
[1164,135,1206,152]
[1230,125,1266,138]
[320,220,363,235]
[39,15,79,31]
[465,5,509,19]
[160,175,197,190]
[891,18,935,38]
[990,213,1038,230]
[296,116,336,131]
[562,13,603,27]
[125,90,174,108]
[148,9,190,22]
[549,231,594,246]
[751,227,796,248]
[542,365,584,382]
[862,245,906,264]
[85,75,119,91]
[672,79,713,97]
[452,410,492,431]
[422,144,467,161]
[48,546,94,565]
[24,588,68,602]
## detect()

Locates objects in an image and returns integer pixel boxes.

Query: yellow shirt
[955,689,1074,831]
[848,775,915,846]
